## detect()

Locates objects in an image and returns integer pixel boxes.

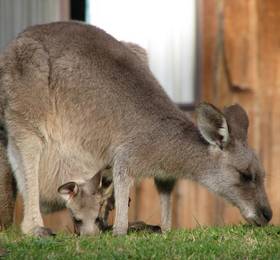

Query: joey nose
[261,207,272,222]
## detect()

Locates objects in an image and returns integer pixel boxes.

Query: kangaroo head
[58,173,104,235]
[196,103,272,226]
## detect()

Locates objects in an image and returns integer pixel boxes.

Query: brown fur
[0,141,14,229]
[0,21,272,236]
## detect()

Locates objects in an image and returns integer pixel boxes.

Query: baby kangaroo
[0,21,271,236]
[0,108,114,235]
[0,117,114,235]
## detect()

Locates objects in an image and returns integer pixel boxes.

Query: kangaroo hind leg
[8,130,53,237]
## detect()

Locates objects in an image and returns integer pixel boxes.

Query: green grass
[1,225,280,259]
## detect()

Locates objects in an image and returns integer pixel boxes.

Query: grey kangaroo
[0,35,163,236]
[0,21,272,236]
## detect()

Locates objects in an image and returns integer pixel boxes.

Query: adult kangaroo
[0,21,272,236]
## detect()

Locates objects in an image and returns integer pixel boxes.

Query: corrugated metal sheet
[0,0,62,51]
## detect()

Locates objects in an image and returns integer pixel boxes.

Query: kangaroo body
[0,21,272,236]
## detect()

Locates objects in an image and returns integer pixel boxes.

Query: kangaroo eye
[239,171,253,183]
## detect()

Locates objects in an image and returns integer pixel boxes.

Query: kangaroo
[56,172,108,236]
[0,21,272,236]
[0,35,164,235]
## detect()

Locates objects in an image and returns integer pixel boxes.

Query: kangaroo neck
[158,121,216,180]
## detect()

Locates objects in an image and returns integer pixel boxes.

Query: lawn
[1,225,280,259]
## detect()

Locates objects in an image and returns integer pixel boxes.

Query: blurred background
[1,0,279,232]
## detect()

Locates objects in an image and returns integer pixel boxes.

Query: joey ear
[57,182,79,201]
[196,102,230,148]
[91,172,102,189]
[223,104,249,141]
[84,172,102,194]
[102,183,114,200]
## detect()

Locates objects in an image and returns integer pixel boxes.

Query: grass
[1,225,280,259]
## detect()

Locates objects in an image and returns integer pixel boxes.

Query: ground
[1,225,280,259]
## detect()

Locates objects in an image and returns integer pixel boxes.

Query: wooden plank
[135,179,161,225]
[224,0,257,90]
[257,0,280,224]
[199,0,218,101]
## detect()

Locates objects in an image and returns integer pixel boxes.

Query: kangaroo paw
[32,226,56,237]
[113,226,128,236]
[128,221,162,233]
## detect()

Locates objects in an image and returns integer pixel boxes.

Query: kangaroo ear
[57,182,79,201]
[196,102,230,148]
[223,104,249,141]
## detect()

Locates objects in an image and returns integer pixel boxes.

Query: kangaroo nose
[261,207,272,222]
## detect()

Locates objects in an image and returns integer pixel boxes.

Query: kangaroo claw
[32,226,56,237]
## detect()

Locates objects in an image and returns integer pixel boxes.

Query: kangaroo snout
[253,205,273,226]
[260,206,273,223]
[252,191,273,226]
[242,204,272,226]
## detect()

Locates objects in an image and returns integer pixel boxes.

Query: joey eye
[239,171,253,183]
